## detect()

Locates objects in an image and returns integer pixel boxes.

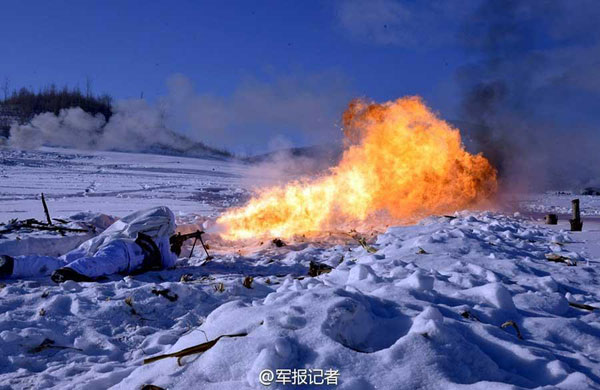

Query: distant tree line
[0,83,113,137]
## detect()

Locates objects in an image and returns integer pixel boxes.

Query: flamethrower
[169,230,212,259]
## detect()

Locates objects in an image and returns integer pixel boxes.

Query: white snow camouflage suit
[10,206,178,279]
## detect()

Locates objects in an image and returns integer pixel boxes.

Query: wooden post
[545,214,558,225]
[569,198,583,231]
[41,193,52,225]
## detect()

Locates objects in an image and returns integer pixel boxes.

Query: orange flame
[217,96,497,240]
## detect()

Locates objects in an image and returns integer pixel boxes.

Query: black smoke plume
[457,0,600,190]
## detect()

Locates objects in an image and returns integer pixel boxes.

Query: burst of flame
[217,96,497,240]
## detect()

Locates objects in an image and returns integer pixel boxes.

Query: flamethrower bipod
[169,230,212,260]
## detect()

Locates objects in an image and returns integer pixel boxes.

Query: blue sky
[1,1,599,158]
[0,1,461,103]
[0,1,468,153]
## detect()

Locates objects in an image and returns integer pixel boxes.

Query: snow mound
[1,212,600,389]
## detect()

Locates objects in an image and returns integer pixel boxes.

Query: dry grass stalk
[151,288,178,302]
[501,320,523,340]
[568,301,598,311]
[460,310,480,322]
[0,218,88,235]
[124,297,150,320]
[357,237,378,253]
[545,253,576,266]
[242,276,253,289]
[272,238,286,247]
[308,261,333,277]
[179,274,194,283]
[345,231,377,253]
[29,338,82,353]
[143,332,248,366]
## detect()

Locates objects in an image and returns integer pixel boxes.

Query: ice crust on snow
[1,211,600,389]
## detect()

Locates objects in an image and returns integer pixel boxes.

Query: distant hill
[245,143,342,164]
[120,129,233,160]
[243,143,343,176]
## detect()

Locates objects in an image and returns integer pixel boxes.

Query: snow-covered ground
[1,147,600,389]
[511,192,600,217]
[0,147,253,222]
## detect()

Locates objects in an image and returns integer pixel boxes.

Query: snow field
[1,147,600,389]
[2,212,597,388]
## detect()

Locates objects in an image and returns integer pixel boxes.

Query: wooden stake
[545,214,557,225]
[41,193,52,225]
[569,199,583,231]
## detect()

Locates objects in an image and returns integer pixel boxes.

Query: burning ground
[1,144,600,389]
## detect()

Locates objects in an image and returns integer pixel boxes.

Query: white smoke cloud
[99,99,173,151]
[457,0,600,190]
[8,72,351,157]
[8,99,226,157]
[163,72,351,155]
[8,122,44,150]
[9,107,105,150]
